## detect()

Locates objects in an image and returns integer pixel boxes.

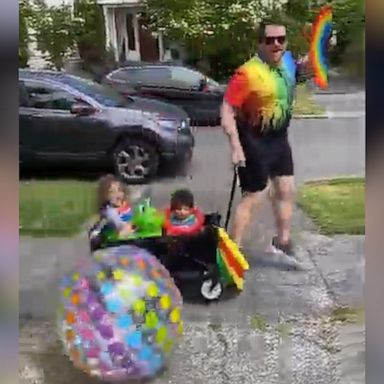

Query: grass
[20,180,97,237]
[330,306,365,325]
[250,314,268,332]
[293,83,325,116]
[297,177,365,235]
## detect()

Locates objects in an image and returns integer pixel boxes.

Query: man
[221,21,309,268]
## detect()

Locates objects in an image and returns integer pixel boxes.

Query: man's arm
[221,71,249,165]
[221,99,238,138]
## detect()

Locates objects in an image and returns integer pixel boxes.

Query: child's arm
[119,222,134,236]
[104,206,134,236]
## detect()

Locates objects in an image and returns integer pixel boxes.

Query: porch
[97,0,172,63]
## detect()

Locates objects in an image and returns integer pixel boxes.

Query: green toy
[130,198,164,238]
[102,199,164,243]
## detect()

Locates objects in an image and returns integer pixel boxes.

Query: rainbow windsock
[309,5,333,89]
[216,227,249,290]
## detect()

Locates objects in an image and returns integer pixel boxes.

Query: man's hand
[231,141,246,166]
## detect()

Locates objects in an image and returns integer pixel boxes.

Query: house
[27,0,184,69]
[97,0,183,62]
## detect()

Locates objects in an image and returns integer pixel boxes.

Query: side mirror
[198,77,208,92]
[70,103,96,116]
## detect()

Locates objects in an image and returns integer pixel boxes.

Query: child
[95,174,134,237]
[164,189,205,235]
[169,189,197,226]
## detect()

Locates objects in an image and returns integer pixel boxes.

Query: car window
[64,75,128,107]
[170,67,204,88]
[117,67,171,86]
[24,81,79,111]
[109,68,130,82]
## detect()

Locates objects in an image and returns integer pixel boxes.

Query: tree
[29,0,84,70]
[330,0,364,65]
[144,0,364,79]
[19,0,31,67]
[143,0,317,79]
[143,0,278,79]
[73,0,106,64]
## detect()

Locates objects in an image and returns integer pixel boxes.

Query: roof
[19,69,75,82]
[19,69,127,108]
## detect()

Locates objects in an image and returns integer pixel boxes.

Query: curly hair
[170,188,194,210]
[97,174,129,210]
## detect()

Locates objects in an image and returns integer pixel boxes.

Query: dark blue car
[19,69,194,183]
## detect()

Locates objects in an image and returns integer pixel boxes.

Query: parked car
[19,69,194,183]
[103,63,225,126]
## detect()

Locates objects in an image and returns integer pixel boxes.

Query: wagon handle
[224,166,238,231]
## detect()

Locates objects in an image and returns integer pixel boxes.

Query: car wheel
[113,138,159,184]
[200,279,223,301]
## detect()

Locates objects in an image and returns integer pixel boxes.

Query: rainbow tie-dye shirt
[225,51,297,134]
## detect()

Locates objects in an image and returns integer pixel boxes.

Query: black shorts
[237,129,294,193]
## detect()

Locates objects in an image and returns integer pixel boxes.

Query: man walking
[221,21,308,268]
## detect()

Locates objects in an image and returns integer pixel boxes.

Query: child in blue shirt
[90,174,134,239]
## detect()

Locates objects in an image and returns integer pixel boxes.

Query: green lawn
[20,180,97,237]
[293,84,325,116]
[297,177,365,235]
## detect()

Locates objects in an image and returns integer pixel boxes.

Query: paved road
[19,116,365,384]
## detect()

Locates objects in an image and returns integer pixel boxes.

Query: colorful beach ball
[58,245,183,382]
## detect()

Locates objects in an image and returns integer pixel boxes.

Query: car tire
[113,137,159,184]
[200,279,223,301]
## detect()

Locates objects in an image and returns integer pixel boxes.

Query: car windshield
[64,75,129,107]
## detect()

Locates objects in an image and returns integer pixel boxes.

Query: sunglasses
[265,35,286,45]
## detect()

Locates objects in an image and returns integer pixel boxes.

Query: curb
[325,111,365,119]
[299,175,365,185]
[293,114,328,119]
[191,115,329,131]
[191,112,364,128]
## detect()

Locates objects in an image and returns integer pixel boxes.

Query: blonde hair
[97,174,129,210]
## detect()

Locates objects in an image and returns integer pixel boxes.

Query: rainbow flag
[309,5,333,89]
[216,228,249,290]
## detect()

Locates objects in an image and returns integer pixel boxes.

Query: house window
[126,14,136,51]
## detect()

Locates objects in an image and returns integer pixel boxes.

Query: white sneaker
[266,246,306,271]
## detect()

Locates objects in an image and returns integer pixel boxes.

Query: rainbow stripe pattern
[216,228,249,290]
[225,53,296,133]
[310,5,333,89]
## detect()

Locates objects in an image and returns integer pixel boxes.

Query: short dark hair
[170,188,194,210]
[258,20,285,43]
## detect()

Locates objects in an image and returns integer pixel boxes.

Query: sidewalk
[19,197,365,383]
